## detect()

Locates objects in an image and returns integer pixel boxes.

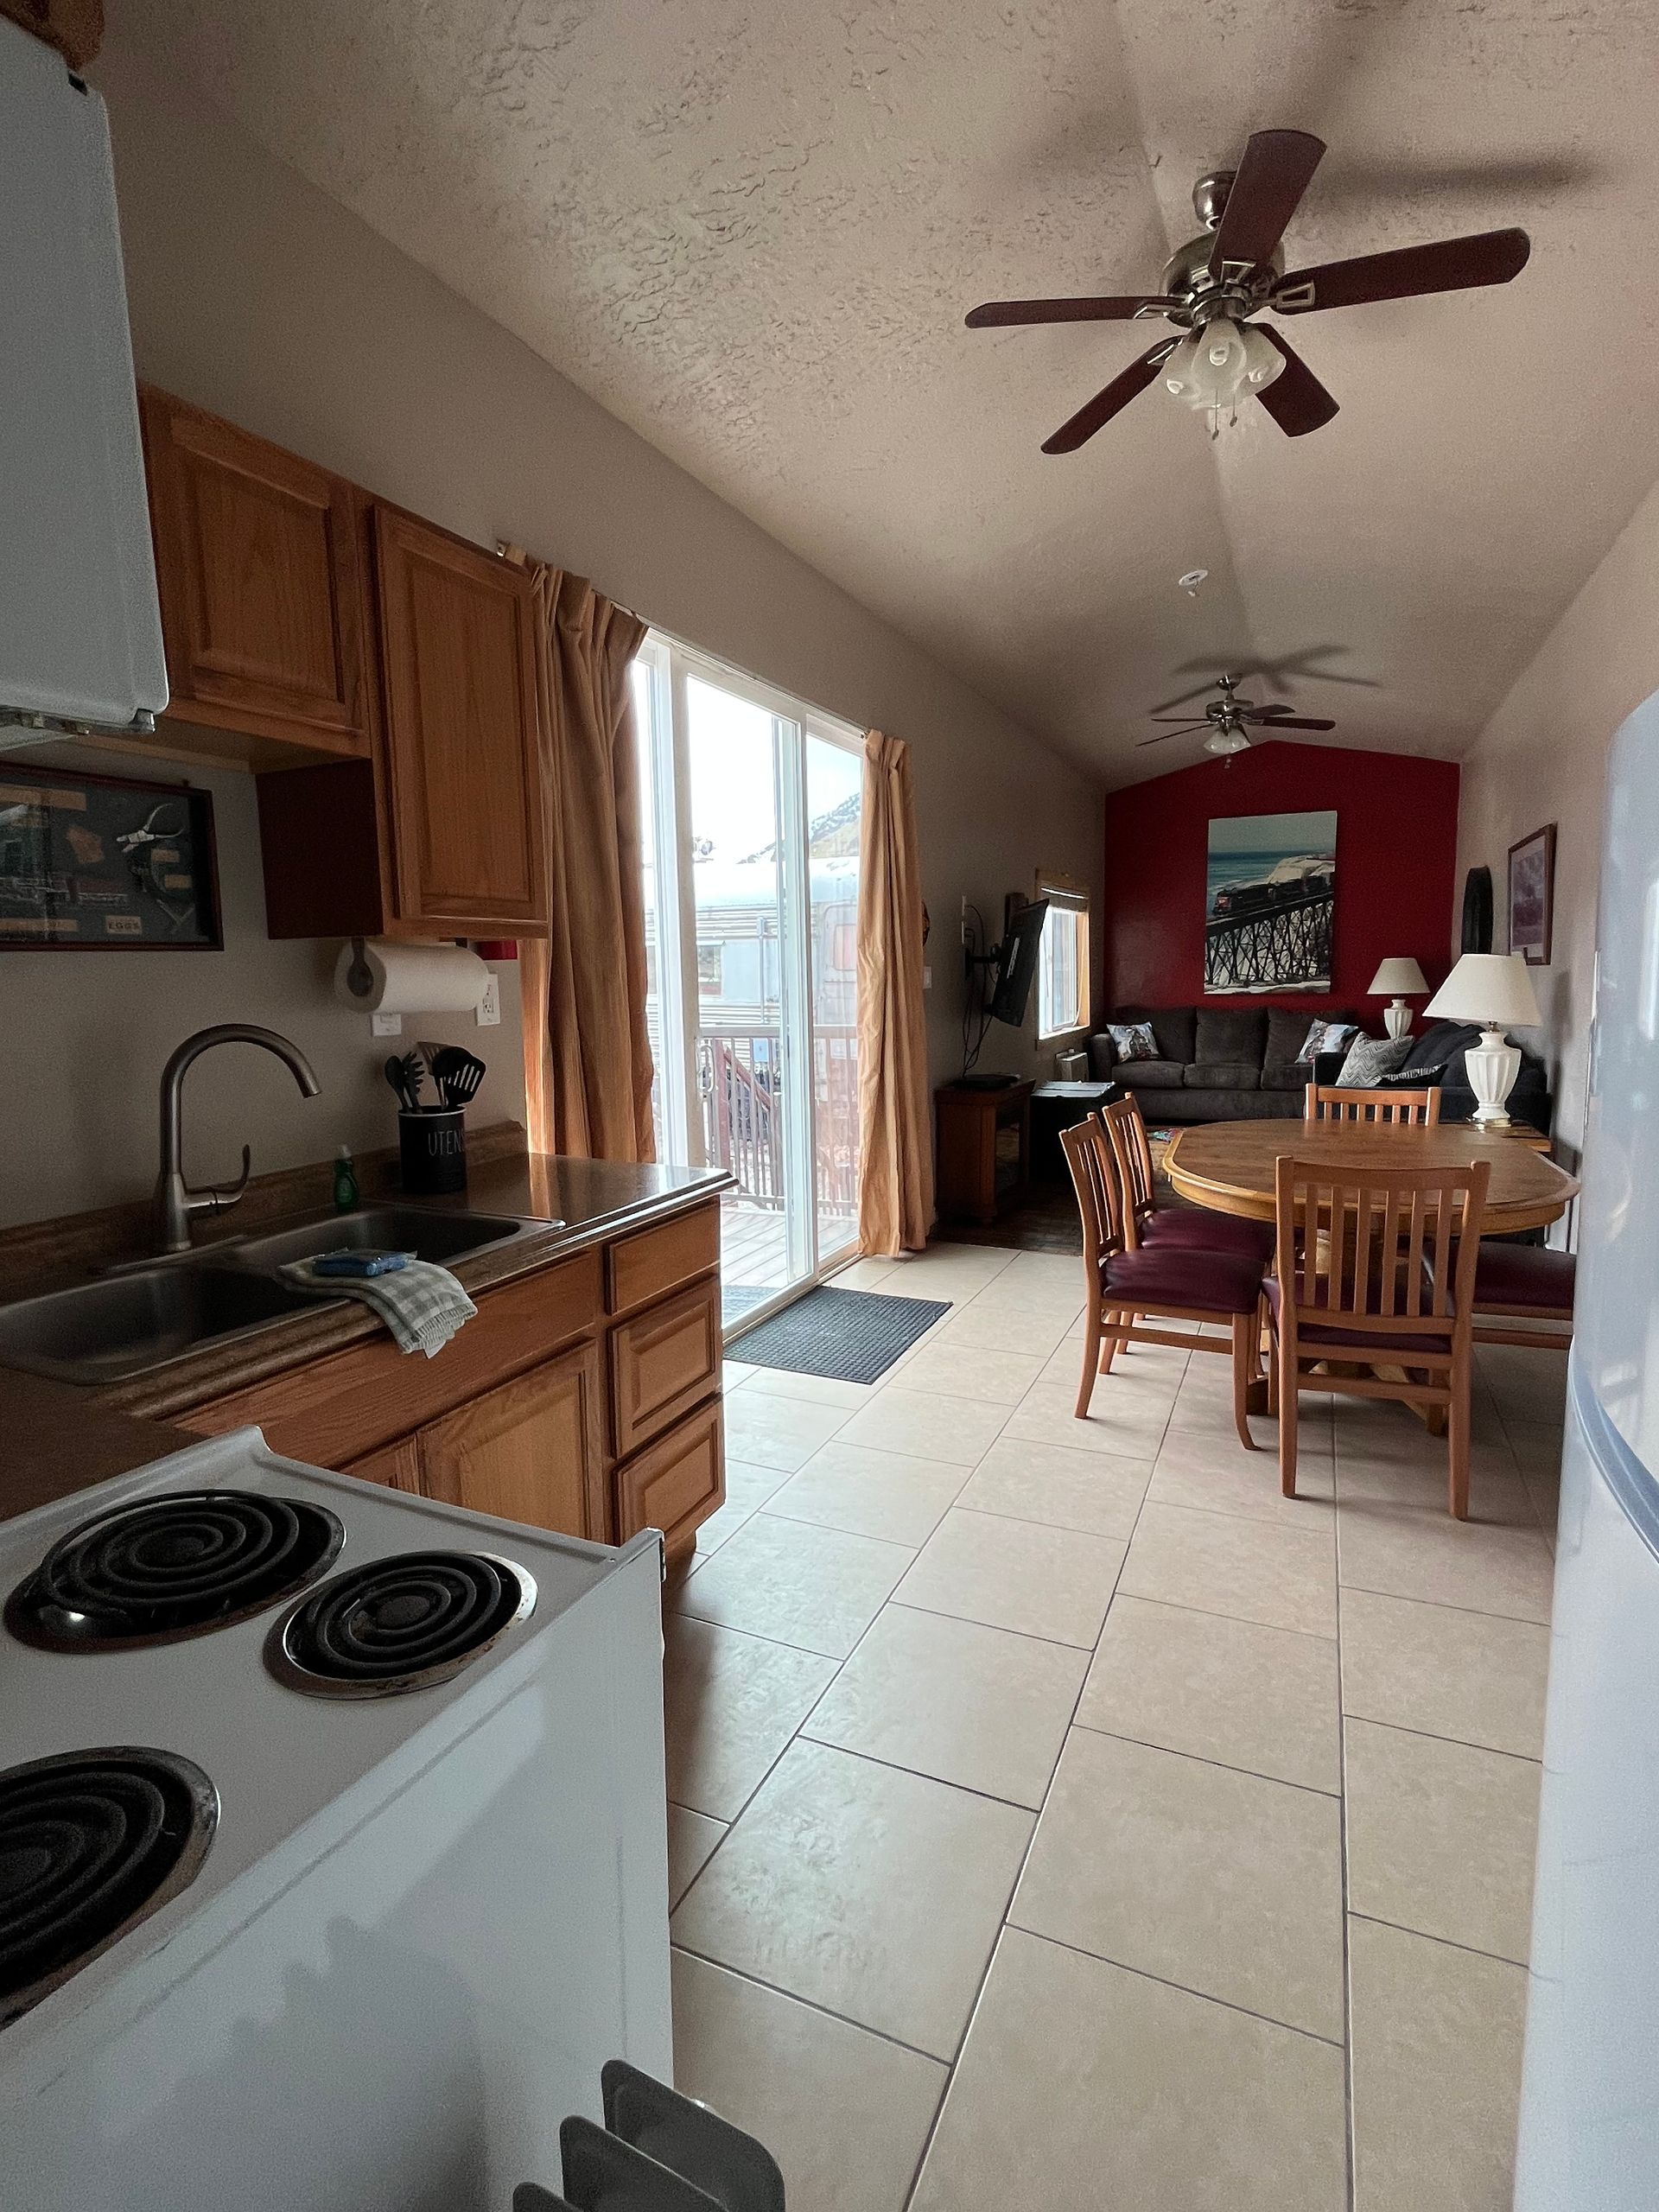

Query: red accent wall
[1103,740,1460,1017]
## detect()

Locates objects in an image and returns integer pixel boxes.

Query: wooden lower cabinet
[615,1400,723,1558]
[417,1340,604,1543]
[188,1207,727,1555]
[342,1435,423,1494]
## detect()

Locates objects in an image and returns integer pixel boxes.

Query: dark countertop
[0,1151,731,1521]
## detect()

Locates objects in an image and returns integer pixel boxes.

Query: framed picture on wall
[0,764,222,950]
[1205,810,1338,994]
[1507,823,1556,966]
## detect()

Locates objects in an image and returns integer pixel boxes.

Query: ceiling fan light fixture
[1164,317,1286,431]
[1203,727,1251,756]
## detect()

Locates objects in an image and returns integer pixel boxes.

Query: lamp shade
[1369,957,1428,996]
[1425,952,1541,1028]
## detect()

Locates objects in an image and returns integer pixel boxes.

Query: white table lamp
[1423,953,1541,1126]
[1369,957,1429,1041]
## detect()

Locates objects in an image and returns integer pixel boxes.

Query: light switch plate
[370,1012,403,1038]
[476,972,502,1027]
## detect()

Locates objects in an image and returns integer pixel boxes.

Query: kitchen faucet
[155,1025,321,1255]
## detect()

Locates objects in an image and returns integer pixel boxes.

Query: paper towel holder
[343,938,377,1001]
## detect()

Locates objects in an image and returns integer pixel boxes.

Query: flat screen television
[990,899,1048,1026]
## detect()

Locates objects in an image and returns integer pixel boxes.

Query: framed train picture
[0,764,222,950]
[1205,810,1338,995]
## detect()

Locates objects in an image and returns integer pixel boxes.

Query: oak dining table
[1165,1117,1580,1237]
[1164,1117,1580,1421]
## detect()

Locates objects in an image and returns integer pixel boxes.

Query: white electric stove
[0,1428,673,2212]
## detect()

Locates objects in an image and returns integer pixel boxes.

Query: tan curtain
[856,729,934,1254]
[521,568,655,1160]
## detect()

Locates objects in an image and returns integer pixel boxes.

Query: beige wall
[1455,475,1659,1173]
[0,35,1102,1230]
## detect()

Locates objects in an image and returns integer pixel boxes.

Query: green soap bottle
[333,1144,359,1212]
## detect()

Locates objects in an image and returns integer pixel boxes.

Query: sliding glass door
[632,636,862,1328]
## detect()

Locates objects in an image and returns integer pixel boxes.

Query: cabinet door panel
[142,388,367,751]
[373,505,546,931]
[418,1340,603,1542]
[343,1436,423,1493]
[609,1274,721,1459]
[615,1402,723,1560]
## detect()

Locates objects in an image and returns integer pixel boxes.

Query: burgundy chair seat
[1472,1242,1576,1314]
[1141,1206,1277,1264]
[1103,1245,1264,1318]
[1263,1271,1453,1357]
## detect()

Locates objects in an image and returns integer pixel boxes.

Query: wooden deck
[720,1194,859,1312]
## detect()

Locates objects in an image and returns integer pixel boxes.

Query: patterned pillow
[1377,1059,1447,1089]
[1106,1020,1159,1064]
[1300,1018,1359,1061]
[1335,1035,1413,1086]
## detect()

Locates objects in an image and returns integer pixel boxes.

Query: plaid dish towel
[280,1258,477,1357]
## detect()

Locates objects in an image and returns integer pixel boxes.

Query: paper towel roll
[334,938,489,1014]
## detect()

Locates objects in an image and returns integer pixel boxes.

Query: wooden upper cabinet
[372,505,548,935]
[140,388,370,759]
[417,1340,605,1544]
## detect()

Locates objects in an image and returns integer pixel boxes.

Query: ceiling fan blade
[1210,129,1325,277]
[1151,717,1212,728]
[1254,329,1339,436]
[1249,714,1337,730]
[1273,226,1530,314]
[965,294,1175,328]
[1136,728,1203,747]
[1041,340,1177,454]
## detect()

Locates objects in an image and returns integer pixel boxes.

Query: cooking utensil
[383,1055,417,1113]
[390,1049,426,1112]
[430,1046,486,1109]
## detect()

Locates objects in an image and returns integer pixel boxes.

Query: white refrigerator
[1516,685,1659,2206]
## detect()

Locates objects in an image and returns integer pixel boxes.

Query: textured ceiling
[120,0,1659,785]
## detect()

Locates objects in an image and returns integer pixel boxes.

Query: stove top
[4,1489,343,1653]
[0,1430,620,2046]
[0,1747,217,2028]
[270,1550,537,1697]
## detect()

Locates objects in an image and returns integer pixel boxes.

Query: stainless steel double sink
[0,1206,544,1387]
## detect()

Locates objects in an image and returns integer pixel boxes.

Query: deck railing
[696,1025,858,1217]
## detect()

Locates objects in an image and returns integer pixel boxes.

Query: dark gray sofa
[1089,1007,1349,1124]
[1088,1006,1553,1134]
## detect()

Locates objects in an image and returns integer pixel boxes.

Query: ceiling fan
[1139,673,1336,755]
[965,129,1530,450]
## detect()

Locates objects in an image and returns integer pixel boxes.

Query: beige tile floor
[663,1240,1564,2210]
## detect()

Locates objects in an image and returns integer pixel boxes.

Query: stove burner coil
[0,1748,218,2027]
[4,1491,344,1652]
[272,1550,535,1697]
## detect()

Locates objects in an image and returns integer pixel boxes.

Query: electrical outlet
[475,972,502,1028]
[370,1012,403,1038]
[923,965,932,990]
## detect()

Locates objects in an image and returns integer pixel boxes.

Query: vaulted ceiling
[122,0,1659,785]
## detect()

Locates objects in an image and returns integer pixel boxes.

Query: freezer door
[1576,687,1659,1470]
[1516,1366,1659,2208]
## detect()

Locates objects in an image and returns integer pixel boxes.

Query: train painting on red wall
[1205,809,1338,995]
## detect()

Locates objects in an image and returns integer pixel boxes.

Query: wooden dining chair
[1268,1154,1491,1518]
[1062,1118,1267,1451]
[1100,1094,1274,1262]
[1467,1243,1575,1350]
[1305,1081,1441,1126]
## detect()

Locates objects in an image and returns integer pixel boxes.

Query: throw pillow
[1300,1018,1358,1061]
[1106,1020,1159,1064]
[1335,1035,1413,1086]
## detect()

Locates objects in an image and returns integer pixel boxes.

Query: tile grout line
[900,1325,1173,2211]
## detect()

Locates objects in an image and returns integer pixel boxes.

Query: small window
[1035,873,1090,1041]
